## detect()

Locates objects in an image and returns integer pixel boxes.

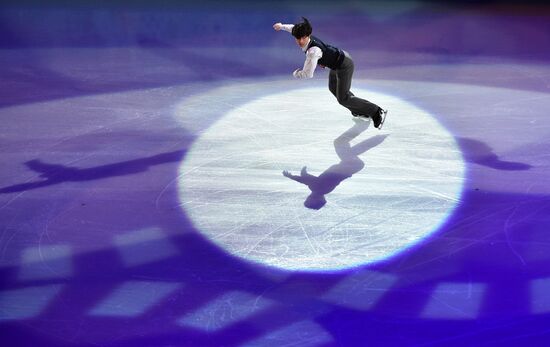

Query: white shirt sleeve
[293,47,323,79]
[280,24,294,33]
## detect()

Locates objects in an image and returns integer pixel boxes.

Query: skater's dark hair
[292,17,312,39]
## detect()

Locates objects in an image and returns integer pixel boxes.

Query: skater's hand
[282,170,292,178]
[273,22,283,31]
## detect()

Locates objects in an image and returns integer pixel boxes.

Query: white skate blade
[378,109,388,130]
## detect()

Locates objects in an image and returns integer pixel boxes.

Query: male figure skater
[273,17,387,129]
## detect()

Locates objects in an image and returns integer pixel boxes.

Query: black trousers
[328,51,380,118]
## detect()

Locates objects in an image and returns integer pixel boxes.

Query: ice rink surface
[178,82,465,271]
[1,1,550,346]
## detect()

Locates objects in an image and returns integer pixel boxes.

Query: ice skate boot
[372,108,387,129]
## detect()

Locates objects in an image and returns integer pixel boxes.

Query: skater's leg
[328,70,337,98]
[331,70,356,115]
[336,53,380,118]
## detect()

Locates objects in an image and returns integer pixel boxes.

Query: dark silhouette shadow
[456,137,532,171]
[283,120,388,209]
[0,150,185,194]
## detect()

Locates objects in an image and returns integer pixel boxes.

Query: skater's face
[295,35,310,48]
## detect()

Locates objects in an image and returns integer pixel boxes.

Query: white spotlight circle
[177,86,464,271]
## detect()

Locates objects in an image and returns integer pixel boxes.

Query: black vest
[306,35,345,70]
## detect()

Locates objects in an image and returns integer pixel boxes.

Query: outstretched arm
[283,170,308,185]
[273,22,294,33]
[282,166,316,185]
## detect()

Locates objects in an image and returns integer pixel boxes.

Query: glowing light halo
[176,81,466,271]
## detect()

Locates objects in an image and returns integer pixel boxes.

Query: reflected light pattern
[114,227,179,267]
[89,281,181,317]
[530,277,550,314]
[179,290,274,332]
[0,285,63,321]
[19,245,73,280]
[422,282,486,320]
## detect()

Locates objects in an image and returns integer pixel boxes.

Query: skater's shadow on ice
[456,137,532,171]
[283,120,388,210]
[0,150,185,194]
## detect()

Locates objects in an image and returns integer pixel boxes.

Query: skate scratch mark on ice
[242,121,286,173]
[489,182,548,266]
[337,199,438,257]
[243,219,299,258]
[323,194,420,251]
[294,209,318,255]
[0,213,24,262]
[0,190,28,211]
[503,204,526,266]
[37,205,77,278]
[217,204,275,241]
[156,140,297,208]
[234,99,311,171]
[311,211,368,239]
[214,221,256,241]
[218,100,286,131]
[400,206,519,271]
[0,174,52,210]
[407,185,460,203]
[430,292,472,318]
[243,229,280,257]
[492,92,550,106]
[154,151,244,209]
